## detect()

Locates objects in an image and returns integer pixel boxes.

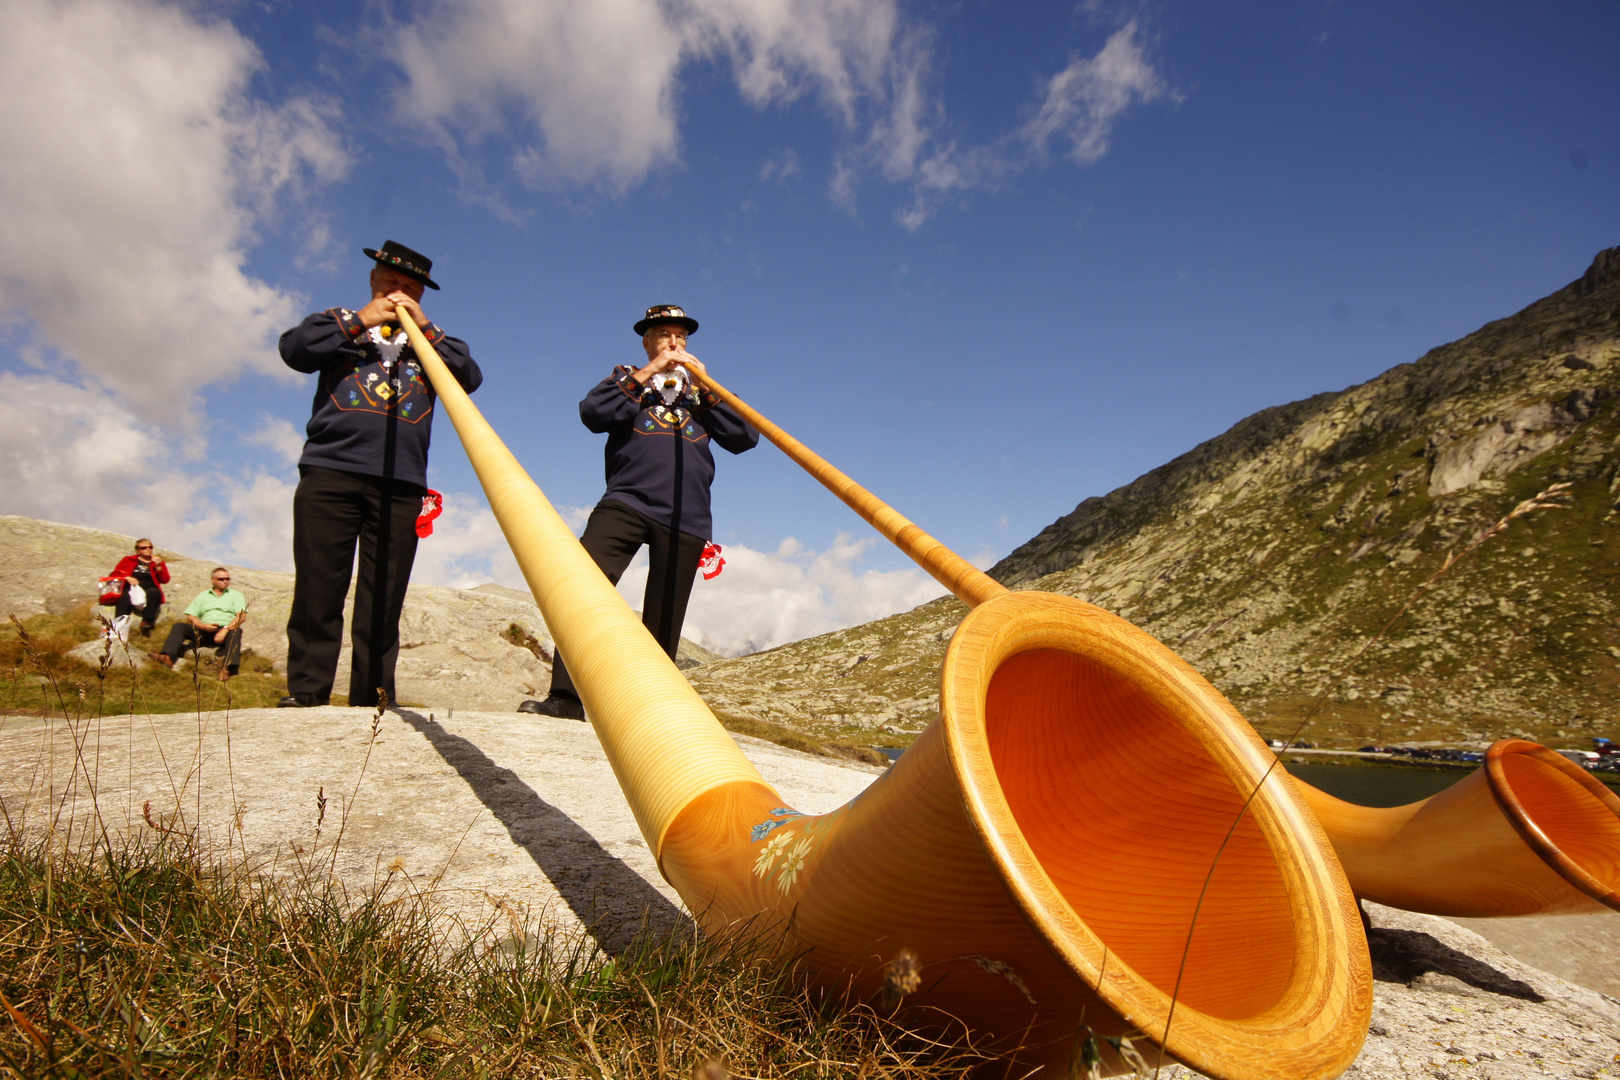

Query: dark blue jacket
[582,366,758,539]
[280,308,482,489]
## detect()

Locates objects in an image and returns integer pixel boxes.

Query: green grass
[3,605,288,717]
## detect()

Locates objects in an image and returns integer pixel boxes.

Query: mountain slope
[689,246,1620,750]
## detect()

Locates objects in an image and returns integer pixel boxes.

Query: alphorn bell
[398,309,1369,1079]
[1298,739,1620,916]
[688,368,1620,923]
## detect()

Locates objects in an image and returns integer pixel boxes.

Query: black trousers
[548,501,707,700]
[113,587,162,628]
[287,466,422,706]
[161,624,242,674]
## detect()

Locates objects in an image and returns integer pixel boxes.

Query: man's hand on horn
[359,264,429,329]
[361,290,428,329]
[669,347,707,383]
[632,347,706,387]
[389,292,429,328]
[633,322,706,385]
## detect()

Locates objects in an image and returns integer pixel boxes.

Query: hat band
[378,252,430,280]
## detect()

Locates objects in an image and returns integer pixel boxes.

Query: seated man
[150,568,247,677]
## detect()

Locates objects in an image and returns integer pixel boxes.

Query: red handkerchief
[699,541,725,580]
[416,489,444,538]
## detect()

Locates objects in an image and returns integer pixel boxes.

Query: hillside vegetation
[689,247,1620,752]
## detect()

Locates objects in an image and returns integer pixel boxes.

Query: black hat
[363,240,440,290]
[633,303,698,336]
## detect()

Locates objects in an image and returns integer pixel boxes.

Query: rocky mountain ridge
[689,246,1620,750]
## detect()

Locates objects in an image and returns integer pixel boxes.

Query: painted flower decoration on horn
[774,836,815,895]
[752,829,796,879]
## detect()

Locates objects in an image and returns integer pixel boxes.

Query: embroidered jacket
[581,366,758,539]
[279,308,482,488]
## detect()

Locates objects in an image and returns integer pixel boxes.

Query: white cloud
[407,493,524,590]
[212,472,298,573]
[394,0,909,194]
[759,149,802,182]
[0,373,200,535]
[615,532,944,656]
[681,0,901,120]
[404,496,600,591]
[0,0,347,421]
[891,22,1167,229]
[0,373,289,571]
[388,0,1166,226]
[0,383,531,587]
[241,417,306,468]
[395,0,681,193]
[1020,22,1167,165]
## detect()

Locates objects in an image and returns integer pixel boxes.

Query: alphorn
[690,369,1620,922]
[1299,739,1620,916]
[399,310,1369,1079]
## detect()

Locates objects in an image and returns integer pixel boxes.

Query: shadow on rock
[396,709,687,954]
[1369,926,1545,1002]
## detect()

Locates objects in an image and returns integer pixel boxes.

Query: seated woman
[110,538,169,636]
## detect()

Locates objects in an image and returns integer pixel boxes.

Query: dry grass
[0,831,998,1079]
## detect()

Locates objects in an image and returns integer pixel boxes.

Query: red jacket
[110,555,170,604]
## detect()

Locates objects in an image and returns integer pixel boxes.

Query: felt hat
[363,240,441,290]
[633,303,698,336]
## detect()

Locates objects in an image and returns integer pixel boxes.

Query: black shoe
[277,693,321,708]
[516,694,585,720]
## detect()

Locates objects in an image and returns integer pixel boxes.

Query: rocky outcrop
[1427,389,1610,496]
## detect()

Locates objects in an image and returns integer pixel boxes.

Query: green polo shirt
[186,587,246,627]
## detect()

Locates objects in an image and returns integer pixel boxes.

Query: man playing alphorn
[518,304,757,719]
[278,241,482,708]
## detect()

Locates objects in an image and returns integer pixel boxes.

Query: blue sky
[2,0,1616,654]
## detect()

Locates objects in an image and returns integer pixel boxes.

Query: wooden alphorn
[1300,739,1620,916]
[397,312,1373,1078]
